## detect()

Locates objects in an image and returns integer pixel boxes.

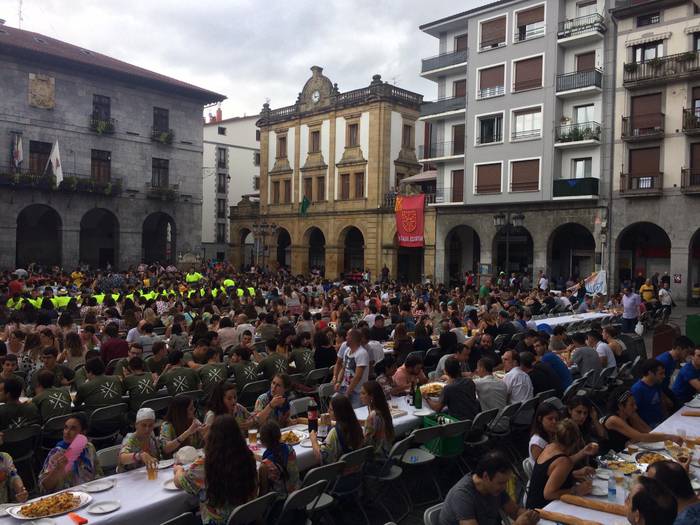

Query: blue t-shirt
[671,362,700,403]
[631,379,664,427]
[656,351,675,389]
[675,501,700,525]
[541,352,573,389]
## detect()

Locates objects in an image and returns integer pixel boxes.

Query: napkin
[560,494,627,516]
[536,509,602,525]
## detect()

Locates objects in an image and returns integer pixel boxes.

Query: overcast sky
[0,0,484,117]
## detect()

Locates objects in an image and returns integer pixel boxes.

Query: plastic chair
[318,382,335,412]
[274,480,327,525]
[40,412,81,456]
[226,491,279,525]
[536,389,557,403]
[105,358,122,375]
[304,368,330,386]
[405,351,426,363]
[239,379,270,411]
[289,396,312,417]
[562,377,587,404]
[334,446,374,525]
[160,512,199,525]
[86,403,128,448]
[423,503,443,525]
[1,424,41,490]
[302,461,346,519]
[423,348,443,371]
[139,395,173,419]
[402,426,442,502]
[96,444,122,476]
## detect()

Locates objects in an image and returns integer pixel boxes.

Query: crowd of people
[0,262,697,524]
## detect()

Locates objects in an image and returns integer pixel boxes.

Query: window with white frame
[514,5,545,42]
[572,157,592,179]
[477,114,503,144]
[633,41,662,63]
[512,107,542,140]
[478,65,505,99]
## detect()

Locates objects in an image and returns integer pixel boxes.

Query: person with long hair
[309,394,364,463]
[175,415,258,525]
[602,387,682,452]
[528,402,561,464]
[359,381,395,461]
[61,331,86,370]
[258,420,300,496]
[253,373,292,427]
[204,382,253,432]
[160,397,205,457]
[565,396,607,446]
[526,419,598,509]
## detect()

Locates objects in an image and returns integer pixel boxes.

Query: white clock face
[311,90,320,103]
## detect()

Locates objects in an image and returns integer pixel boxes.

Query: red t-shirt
[8,280,22,296]
[100,338,129,364]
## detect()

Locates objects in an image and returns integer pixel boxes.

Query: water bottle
[607,474,616,501]
[307,399,318,433]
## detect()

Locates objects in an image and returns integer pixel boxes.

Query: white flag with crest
[44,141,63,184]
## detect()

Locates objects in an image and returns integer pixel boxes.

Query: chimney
[216,108,222,122]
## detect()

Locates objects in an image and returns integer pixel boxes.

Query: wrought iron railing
[513,25,545,42]
[553,178,599,198]
[418,141,464,159]
[682,108,700,134]
[556,69,602,92]
[623,51,700,85]
[621,113,665,140]
[681,168,700,191]
[421,49,468,73]
[151,128,174,145]
[89,114,116,134]
[511,129,541,141]
[479,37,506,51]
[555,121,601,143]
[477,85,505,100]
[620,172,663,194]
[557,13,606,38]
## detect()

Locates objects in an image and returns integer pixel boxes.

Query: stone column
[0,223,17,269]
[670,244,690,306]
[120,229,142,269]
[62,227,80,269]
[325,245,342,279]
[423,244,436,281]
[434,220,447,284]
[291,244,307,276]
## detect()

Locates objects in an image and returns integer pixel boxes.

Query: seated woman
[603,387,682,452]
[360,381,395,458]
[160,397,205,458]
[39,413,101,493]
[310,395,364,464]
[0,453,28,503]
[253,373,293,427]
[175,415,258,525]
[375,356,402,399]
[118,408,162,472]
[528,402,561,465]
[565,396,607,447]
[647,459,700,525]
[258,420,300,497]
[204,383,253,432]
[526,419,598,509]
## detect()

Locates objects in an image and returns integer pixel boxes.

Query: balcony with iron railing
[420,96,466,117]
[418,141,464,160]
[0,164,122,196]
[557,13,606,42]
[89,114,116,135]
[382,191,437,209]
[621,113,665,141]
[620,172,664,197]
[555,121,601,148]
[151,128,174,145]
[556,69,603,94]
[477,85,505,100]
[145,181,179,200]
[553,177,599,199]
[476,132,503,145]
[681,168,700,194]
[511,128,541,141]
[479,37,506,51]
[513,25,545,43]
[623,51,700,87]
[421,49,468,75]
[682,108,700,135]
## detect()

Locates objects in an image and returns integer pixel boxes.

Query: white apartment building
[202,111,260,261]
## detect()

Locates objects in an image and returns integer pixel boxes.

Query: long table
[541,402,700,525]
[1,395,426,523]
[536,311,613,329]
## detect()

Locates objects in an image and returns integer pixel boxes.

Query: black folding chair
[226,492,279,525]
[273,480,326,525]
[86,403,128,448]
[1,424,41,490]
[239,380,270,411]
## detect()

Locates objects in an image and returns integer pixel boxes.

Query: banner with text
[395,194,425,247]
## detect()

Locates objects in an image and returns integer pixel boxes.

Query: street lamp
[252,222,277,268]
[493,212,525,275]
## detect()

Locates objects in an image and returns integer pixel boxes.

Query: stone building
[0,24,225,270]
[419,0,616,287]
[610,0,700,304]
[229,66,433,281]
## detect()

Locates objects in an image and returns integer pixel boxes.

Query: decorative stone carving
[28,73,55,109]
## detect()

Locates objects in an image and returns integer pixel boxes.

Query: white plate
[412,409,434,417]
[638,442,665,451]
[685,398,700,408]
[87,501,121,515]
[7,491,92,520]
[27,520,56,525]
[590,486,607,497]
[0,503,15,515]
[692,479,700,491]
[300,438,313,448]
[163,478,179,491]
[81,479,115,493]
[158,459,176,469]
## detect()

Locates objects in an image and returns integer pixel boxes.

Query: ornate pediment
[298,66,338,113]
[337,146,367,168]
[301,152,328,172]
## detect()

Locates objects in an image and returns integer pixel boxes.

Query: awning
[624,32,671,47]
[399,170,437,185]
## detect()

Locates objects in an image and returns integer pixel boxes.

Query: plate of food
[419,383,444,397]
[636,451,669,465]
[638,441,665,451]
[158,459,176,469]
[300,438,313,448]
[413,408,434,417]
[7,491,92,520]
[604,460,639,475]
[81,478,115,493]
[280,430,306,446]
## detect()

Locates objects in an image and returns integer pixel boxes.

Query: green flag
[300,195,310,215]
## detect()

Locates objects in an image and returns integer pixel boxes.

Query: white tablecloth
[536,312,612,328]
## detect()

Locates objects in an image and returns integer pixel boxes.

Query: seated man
[392,353,427,395]
[631,359,667,428]
[440,450,538,525]
[122,356,156,413]
[183,339,209,370]
[198,347,228,395]
[256,338,289,381]
[114,343,149,378]
[625,476,677,525]
[145,341,168,378]
[0,377,39,430]
[672,347,700,404]
[31,370,72,423]
[0,356,25,394]
[229,347,259,392]
[156,350,200,396]
[436,344,471,379]
[519,351,562,397]
[74,357,124,411]
[425,357,480,421]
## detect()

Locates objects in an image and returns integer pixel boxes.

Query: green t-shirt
[145,356,168,376]
[73,367,88,388]
[182,351,207,368]
[290,347,315,376]
[32,387,72,423]
[198,363,228,394]
[75,375,124,409]
[0,402,39,430]
[229,361,259,391]
[156,367,200,396]
[122,372,156,412]
[256,353,288,381]
[114,359,150,378]
[1,374,26,395]
[29,366,65,396]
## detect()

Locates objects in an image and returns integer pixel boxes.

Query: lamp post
[252,222,277,269]
[493,212,525,275]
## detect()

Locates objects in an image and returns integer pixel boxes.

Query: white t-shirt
[125,327,141,344]
[528,434,548,465]
[659,288,672,306]
[503,366,534,403]
[595,341,617,368]
[539,277,549,290]
[364,340,385,365]
[338,345,370,394]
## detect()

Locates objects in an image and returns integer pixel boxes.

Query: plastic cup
[147,463,157,480]
[248,429,258,445]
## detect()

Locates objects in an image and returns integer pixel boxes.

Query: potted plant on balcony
[680,50,698,62]
[646,57,663,69]
[59,176,77,192]
[0,171,16,186]
[17,173,35,188]
[155,130,173,145]
[624,62,638,73]
[76,178,94,193]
